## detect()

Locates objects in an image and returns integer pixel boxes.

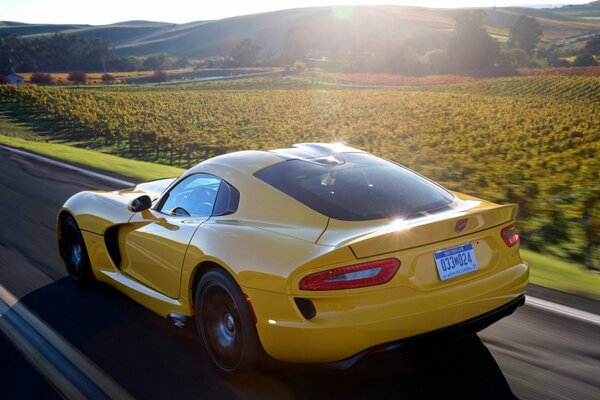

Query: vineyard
[433,75,600,102]
[0,75,598,265]
[303,71,479,86]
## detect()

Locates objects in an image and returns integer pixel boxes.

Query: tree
[574,53,598,67]
[231,39,261,67]
[0,34,19,71]
[386,40,422,74]
[503,48,529,68]
[423,49,447,74]
[585,36,600,55]
[445,10,501,71]
[175,57,191,69]
[0,33,115,72]
[108,56,143,72]
[534,43,556,60]
[142,55,176,71]
[509,16,542,55]
[67,71,87,84]
[30,72,54,85]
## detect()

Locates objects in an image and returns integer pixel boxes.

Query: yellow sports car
[57,143,528,375]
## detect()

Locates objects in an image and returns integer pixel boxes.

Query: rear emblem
[455,219,468,233]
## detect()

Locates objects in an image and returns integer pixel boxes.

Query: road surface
[0,147,599,399]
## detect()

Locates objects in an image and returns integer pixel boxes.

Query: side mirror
[128,195,152,213]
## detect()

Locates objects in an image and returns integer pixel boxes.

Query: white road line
[0,283,134,399]
[3,142,600,326]
[526,296,600,326]
[0,304,85,400]
[0,145,134,187]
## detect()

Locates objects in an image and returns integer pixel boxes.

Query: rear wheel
[61,216,95,285]
[195,269,261,376]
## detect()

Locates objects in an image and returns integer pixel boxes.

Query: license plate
[434,243,479,281]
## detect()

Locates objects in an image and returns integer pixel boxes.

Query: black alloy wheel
[195,269,262,376]
[61,216,95,285]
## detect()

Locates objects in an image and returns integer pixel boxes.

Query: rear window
[255,153,454,221]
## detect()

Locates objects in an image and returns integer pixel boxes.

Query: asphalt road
[0,147,599,400]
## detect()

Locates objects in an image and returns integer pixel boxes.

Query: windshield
[255,153,454,221]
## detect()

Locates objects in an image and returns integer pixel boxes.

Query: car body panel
[247,262,527,362]
[121,210,207,299]
[58,144,528,364]
[191,155,330,244]
[62,190,135,234]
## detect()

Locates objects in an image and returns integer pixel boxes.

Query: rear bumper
[244,262,528,363]
[326,293,525,369]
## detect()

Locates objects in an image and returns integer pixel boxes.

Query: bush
[101,73,116,83]
[30,72,54,85]
[548,54,571,67]
[291,61,306,74]
[143,55,176,71]
[0,75,9,85]
[574,53,598,67]
[503,48,529,68]
[67,71,87,84]
[585,36,600,55]
[148,70,168,83]
[422,49,447,74]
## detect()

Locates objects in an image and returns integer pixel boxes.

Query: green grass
[0,114,39,140]
[0,135,183,182]
[521,248,600,300]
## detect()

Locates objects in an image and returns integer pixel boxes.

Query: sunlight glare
[333,5,355,20]
[390,219,412,231]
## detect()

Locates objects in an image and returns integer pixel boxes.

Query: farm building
[1,68,25,85]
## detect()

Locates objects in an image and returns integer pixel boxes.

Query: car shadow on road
[17,278,516,399]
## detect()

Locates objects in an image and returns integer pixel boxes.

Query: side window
[212,181,241,216]
[159,174,221,217]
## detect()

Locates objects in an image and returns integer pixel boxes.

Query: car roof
[184,143,364,178]
[181,144,364,241]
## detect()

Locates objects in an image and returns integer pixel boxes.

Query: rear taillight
[299,258,400,291]
[501,225,520,247]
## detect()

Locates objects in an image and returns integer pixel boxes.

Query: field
[430,75,600,102]
[303,72,479,86]
[0,74,598,282]
[305,67,600,87]
[517,66,600,77]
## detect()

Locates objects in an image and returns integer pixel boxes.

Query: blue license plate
[434,243,479,281]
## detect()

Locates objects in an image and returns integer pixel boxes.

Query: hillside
[550,1,600,18]
[1,4,599,58]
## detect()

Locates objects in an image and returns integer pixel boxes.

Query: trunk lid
[315,195,520,292]
[318,195,517,258]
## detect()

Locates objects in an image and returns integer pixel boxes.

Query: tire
[61,216,95,285]
[195,269,262,376]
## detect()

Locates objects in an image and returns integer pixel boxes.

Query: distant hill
[1,4,599,58]
[549,1,600,18]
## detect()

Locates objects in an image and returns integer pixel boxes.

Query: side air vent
[104,226,122,269]
[295,298,317,320]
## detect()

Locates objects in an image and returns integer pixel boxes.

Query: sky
[2,0,591,25]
